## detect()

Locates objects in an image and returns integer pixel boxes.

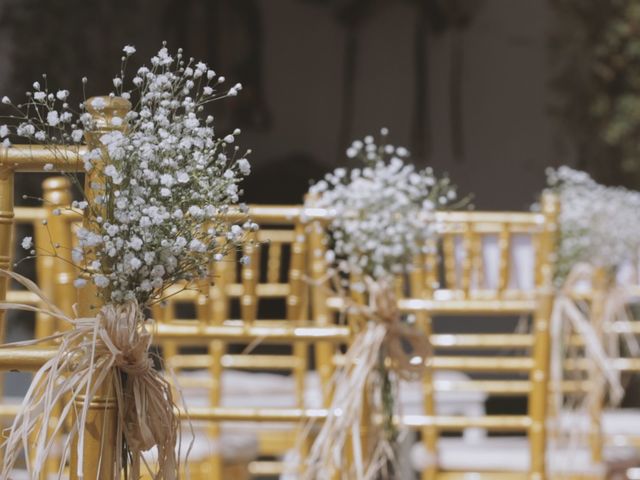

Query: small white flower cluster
[309,130,458,280]
[9,44,255,305]
[546,166,640,280]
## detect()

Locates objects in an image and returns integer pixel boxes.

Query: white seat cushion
[555,408,640,438]
[179,369,486,414]
[603,408,640,438]
[144,426,258,464]
[411,436,638,474]
[400,371,488,416]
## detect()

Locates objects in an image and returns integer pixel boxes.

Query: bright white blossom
[21,237,33,250]
[46,111,59,127]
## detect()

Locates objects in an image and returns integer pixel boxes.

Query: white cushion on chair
[399,371,488,417]
[555,408,640,438]
[602,408,640,437]
[144,426,258,464]
[410,436,638,475]
[179,369,486,414]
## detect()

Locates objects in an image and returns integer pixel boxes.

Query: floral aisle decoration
[543,166,640,453]
[301,130,461,479]
[0,44,255,479]
[546,166,640,284]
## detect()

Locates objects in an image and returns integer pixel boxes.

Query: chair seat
[555,408,640,437]
[179,369,486,415]
[410,437,639,474]
[556,408,640,449]
[144,426,258,464]
[602,408,640,438]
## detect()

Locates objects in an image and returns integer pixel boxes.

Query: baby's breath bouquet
[0,44,254,479]
[546,166,640,283]
[302,130,460,480]
[310,129,458,281]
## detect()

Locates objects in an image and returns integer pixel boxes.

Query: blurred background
[3,0,637,210]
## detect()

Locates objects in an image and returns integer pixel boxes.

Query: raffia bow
[0,271,181,480]
[299,277,429,480]
[366,279,430,381]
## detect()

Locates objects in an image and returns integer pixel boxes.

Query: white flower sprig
[546,166,640,281]
[4,43,256,305]
[309,129,461,280]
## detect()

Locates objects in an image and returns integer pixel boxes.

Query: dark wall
[0,0,558,209]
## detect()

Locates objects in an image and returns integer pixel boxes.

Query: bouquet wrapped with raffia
[0,44,255,479]
[300,130,462,479]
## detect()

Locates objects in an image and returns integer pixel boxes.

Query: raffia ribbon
[548,263,635,465]
[367,279,430,381]
[299,278,429,480]
[550,263,625,415]
[0,270,180,480]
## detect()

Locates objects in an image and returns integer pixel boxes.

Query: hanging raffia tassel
[548,263,631,469]
[298,279,430,480]
[0,270,181,480]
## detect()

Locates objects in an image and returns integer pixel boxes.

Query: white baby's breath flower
[71,129,83,142]
[123,45,136,56]
[46,111,59,127]
[1,96,10,104]
[21,237,33,250]
[91,97,106,110]
[43,163,54,171]
[93,275,110,288]
[237,158,251,175]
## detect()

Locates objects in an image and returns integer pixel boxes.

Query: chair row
[2,177,640,479]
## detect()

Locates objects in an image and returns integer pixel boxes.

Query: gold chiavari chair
[0,98,129,478]
[148,205,314,478]
[0,100,350,479]
[582,265,640,465]
[47,189,260,479]
[307,192,634,479]
[406,193,640,479]
[550,266,640,480]
[0,176,74,478]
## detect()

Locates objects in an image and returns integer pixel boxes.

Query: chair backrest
[0,96,129,480]
[150,205,312,478]
[307,191,559,477]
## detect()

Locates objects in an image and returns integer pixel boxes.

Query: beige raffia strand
[548,263,628,467]
[298,278,430,480]
[550,264,624,415]
[0,270,181,480]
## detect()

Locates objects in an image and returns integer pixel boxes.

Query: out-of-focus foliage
[551,0,640,187]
